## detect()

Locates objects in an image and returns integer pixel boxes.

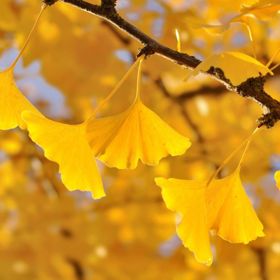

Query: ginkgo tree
[2,0,280,278]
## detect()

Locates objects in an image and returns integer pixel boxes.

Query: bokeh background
[1,0,280,279]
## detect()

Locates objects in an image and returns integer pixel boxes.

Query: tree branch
[102,21,226,102]
[253,247,267,280]
[46,0,280,127]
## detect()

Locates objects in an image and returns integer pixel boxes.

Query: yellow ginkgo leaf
[155,177,213,266]
[22,111,105,199]
[206,168,264,244]
[274,170,280,189]
[86,99,191,169]
[0,68,40,130]
[155,169,264,264]
[188,52,273,86]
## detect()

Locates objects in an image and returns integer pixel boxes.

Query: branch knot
[43,0,58,5]
[101,0,117,14]
[258,112,280,128]
[137,43,158,58]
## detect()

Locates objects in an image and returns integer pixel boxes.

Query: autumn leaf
[187,52,273,86]
[2,0,280,275]
[206,168,264,244]
[0,67,40,130]
[155,177,213,266]
[155,168,264,265]
[22,111,105,199]
[86,98,191,169]
[86,57,191,170]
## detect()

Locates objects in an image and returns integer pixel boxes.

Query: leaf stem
[237,127,259,168]
[134,57,144,102]
[90,58,140,118]
[266,47,280,68]
[175,29,181,52]
[244,22,256,59]
[270,62,280,72]
[206,127,259,187]
[9,4,46,70]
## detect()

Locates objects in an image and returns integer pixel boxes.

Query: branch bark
[45,0,280,127]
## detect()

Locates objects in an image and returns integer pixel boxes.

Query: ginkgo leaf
[155,177,213,266]
[21,111,105,199]
[86,99,191,169]
[155,169,264,264]
[188,52,273,86]
[206,168,264,244]
[0,67,40,130]
[274,170,280,189]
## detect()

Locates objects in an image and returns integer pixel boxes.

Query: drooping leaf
[188,52,273,86]
[0,67,40,130]
[206,168,265,244]
[86,99,191,169]
[155,177,213,266]
[22,111,105,199]
[155,168,264,265]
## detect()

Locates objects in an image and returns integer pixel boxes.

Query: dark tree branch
[253,248,267,280]
[43,0,58,5]
[101,0,117,7]
[47,0,280,127]
[66,258,85,280]
[60,0,200,67]
[155,78,226,102]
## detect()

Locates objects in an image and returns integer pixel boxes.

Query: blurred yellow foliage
[1,0,280,278]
